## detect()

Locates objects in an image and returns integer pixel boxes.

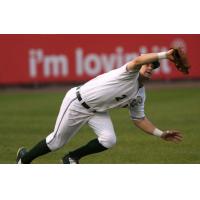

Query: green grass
[0,87,200,164]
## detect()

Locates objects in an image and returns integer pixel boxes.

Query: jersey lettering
[130,96,143,107]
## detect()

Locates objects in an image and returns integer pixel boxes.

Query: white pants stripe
[46,97,77,146]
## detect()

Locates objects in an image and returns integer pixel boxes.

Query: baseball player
[16,49,183,164]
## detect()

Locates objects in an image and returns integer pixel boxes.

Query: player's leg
[16,88,89,164]
[62,112,116,163]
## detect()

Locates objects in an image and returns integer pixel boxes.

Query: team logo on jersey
[130,96,143,107]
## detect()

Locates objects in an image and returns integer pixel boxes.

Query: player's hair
[151,61,160,69]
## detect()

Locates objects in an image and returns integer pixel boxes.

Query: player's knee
[98,134,117,148]
[46,134,65,151]
[47,142,64,151]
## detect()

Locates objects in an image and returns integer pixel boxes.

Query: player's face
[139,63,154,80]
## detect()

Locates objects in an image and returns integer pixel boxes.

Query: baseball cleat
[61,154,79,164]
[16,147,27,164]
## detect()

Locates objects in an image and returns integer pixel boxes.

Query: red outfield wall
[0,34,199,85]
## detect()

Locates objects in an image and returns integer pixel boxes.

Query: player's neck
[138,74,149,87]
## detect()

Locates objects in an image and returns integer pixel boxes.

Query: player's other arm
[132,117,183,143]
[127,49,174,71]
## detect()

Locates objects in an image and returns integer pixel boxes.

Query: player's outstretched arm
[133,117,183,143]
[161,130,183,143]
[127,49,174,71]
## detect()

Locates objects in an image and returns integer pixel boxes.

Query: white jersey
[79,63,146,117]
[46,63,146,151]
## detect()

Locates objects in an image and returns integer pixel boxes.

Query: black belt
[76,88,96,112]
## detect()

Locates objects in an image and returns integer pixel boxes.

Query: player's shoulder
[110,63,139,80]
[111,63,127,73]
[110,62,135,74]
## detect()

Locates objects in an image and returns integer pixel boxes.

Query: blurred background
[0,34,200,163]
[0,34,200,86]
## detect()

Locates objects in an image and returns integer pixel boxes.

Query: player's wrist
[157,52,167,60]
[152,128,164,137]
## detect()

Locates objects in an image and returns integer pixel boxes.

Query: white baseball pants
[46,87,116,151]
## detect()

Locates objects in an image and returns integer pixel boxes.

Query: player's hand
[166,49,175,62]
[161,130,183,143]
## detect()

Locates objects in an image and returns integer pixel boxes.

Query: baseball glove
[171,47,190,74]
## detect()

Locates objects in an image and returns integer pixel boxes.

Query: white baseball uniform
[46,64,146,150]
